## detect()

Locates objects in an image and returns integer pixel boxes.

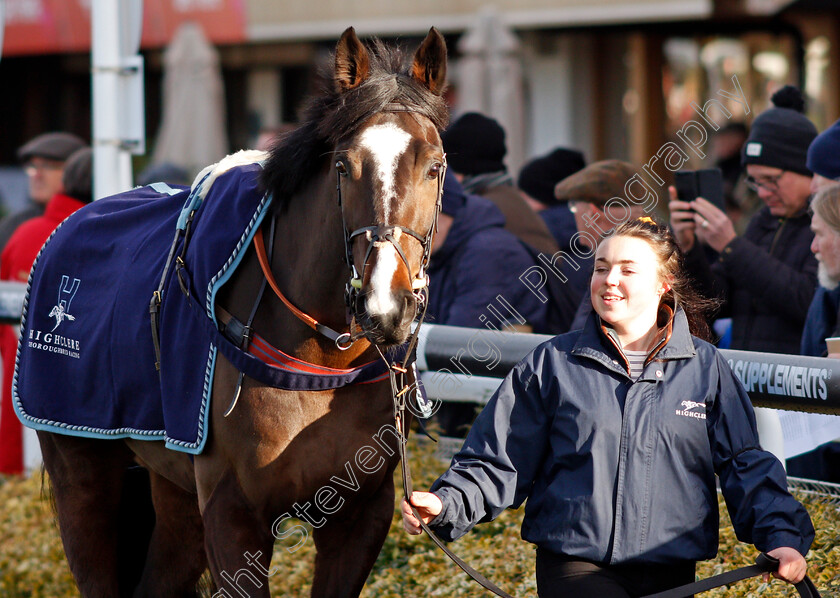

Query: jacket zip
[768,217,787,256]
[610,392,633,564]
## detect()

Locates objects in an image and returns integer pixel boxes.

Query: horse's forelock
[261,37,448,206]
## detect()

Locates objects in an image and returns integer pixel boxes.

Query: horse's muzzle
[357,287,417,346]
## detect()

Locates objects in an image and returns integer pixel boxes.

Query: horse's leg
[310,477,396,598]
[133,470,207,597]
[201,469,275,598]
[38,432,140,597]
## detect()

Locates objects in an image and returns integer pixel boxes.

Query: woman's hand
[401,491,443,535]
[764,546,807,584]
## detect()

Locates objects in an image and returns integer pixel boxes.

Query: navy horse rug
[13,151,274,453]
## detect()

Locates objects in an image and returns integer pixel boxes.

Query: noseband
[337,107,446,331]
[338,171,445,306]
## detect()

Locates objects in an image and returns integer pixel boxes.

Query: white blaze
[367,244,399,315]
[359,123,411,222]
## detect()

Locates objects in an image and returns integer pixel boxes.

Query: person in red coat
[0,148,92,474]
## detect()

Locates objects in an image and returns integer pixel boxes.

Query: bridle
[252,111,524,597]
[253,104,446,352]
[337,153,446,346]
[337,104,446,346]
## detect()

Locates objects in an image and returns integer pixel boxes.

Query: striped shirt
[624,349,647,380]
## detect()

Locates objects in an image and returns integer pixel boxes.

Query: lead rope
[640,552,820,598]
[375,293,518,598]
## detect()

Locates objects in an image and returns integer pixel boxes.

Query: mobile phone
[674,168,726,212]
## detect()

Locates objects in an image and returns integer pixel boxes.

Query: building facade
[1,0,839,190]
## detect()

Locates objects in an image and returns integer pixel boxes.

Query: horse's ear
[411,27,447,96]
[335,27,370,92]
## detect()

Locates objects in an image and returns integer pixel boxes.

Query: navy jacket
[540,204,577,254]
[427,191,547,330]
[684,205,817,354]
[801,284,840,357]
[429,307,814,565]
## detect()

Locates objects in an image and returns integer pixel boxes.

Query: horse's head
[331,27,448,347]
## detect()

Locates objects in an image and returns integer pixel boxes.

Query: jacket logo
[676,399,706,420]
[48,275,80,331]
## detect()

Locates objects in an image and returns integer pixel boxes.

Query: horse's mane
[260,38,449,207]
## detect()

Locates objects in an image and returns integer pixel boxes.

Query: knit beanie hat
[441,112,506,175]
[17,132,86,163]
[741,86,818,176]
[807,117,840,181]
[62,148,93,204]
[518,148,586,206]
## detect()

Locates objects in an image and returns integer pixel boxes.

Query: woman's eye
[336,161,348,176]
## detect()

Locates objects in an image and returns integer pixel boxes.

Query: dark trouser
[536,548,696,598]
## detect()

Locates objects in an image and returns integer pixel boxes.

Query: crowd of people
[0,82,838,596]
[406,86,840,596]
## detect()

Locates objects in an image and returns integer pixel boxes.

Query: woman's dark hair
[607,217,720,341]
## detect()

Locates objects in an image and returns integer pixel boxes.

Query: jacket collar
[45,193,87,221]
[755,202,812,228]
[571,302,696,375]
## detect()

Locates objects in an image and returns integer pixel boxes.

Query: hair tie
[637,216,655,224]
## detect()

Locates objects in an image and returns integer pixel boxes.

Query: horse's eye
[427,163,441,179]
[336,161,348,176]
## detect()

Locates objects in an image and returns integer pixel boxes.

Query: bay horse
[33,27,448,597]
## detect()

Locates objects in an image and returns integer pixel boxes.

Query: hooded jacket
[427,188,547,331]
[428,307,814,565]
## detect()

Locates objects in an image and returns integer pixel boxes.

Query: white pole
[755,407,787,470]
[91,0,144,200]
[0,1,5,64]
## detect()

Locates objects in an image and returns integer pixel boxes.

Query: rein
[252,115,446,352]
[254,227,355,350]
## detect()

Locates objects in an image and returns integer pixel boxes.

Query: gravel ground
[1,439,837,597]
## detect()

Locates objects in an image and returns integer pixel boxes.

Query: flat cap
[554,160,638,207]
[17,132,87,163]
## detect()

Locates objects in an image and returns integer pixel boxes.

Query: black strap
[149,227,187,371]
[640,553,820,598]
[222,217,275,417]
[389,344,517,597]
[398,442,518,598]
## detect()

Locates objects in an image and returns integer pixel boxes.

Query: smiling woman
[403,216,815,598]
[590,235,670,352]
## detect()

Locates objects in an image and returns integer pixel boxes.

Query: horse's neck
[258,174,371,366]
